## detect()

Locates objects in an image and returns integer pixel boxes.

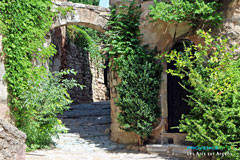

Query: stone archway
[51,1,110,33]
[49,1,110,104]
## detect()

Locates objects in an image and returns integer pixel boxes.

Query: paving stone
[26,102,184,160]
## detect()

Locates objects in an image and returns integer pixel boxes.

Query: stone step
[70,104,110,111]
[160,133,191,145]
[62,116,111,126]
[66,124,110,138]
[61,109,110,118]
[146,144,191,159]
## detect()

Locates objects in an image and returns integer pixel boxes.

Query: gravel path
[26,101,183,160]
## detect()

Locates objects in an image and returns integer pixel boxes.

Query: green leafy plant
[55,6,74,16]
[165,30,240,159]
[106,1,162,143]
[19,69,81,151]
[150,0,223,27]
[68,0,99,6]
[0,0,82,150]
[67,25,105,68]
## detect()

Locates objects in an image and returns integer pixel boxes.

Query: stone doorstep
[146,144,193,159]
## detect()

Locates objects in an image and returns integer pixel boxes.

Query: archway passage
[167,40,193,133]
[50,1,110,104]
[52,1,110,33]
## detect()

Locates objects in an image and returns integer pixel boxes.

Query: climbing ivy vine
[67,25,105,68]
[106,1,162,143]
[150,0,223,28]
[0,0,79,150]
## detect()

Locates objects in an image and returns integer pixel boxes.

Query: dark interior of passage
[167,40,193,133]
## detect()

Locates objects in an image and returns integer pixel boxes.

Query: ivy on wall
[150,0,223,28]
[67,25,105,68]
[0,0,79,150]
[106,1,162,143]
[67,0,105,68]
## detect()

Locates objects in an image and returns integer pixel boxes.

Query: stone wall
[65,41,93,103]
[0,35,10,121]
[109,0,192,144]
[219,0,240,52]
[90,58,109,102]
[109,66,139,144]
[50,1,110,104]
[51,27,109,104]
[109,0,240,144]
[0,119,26,160]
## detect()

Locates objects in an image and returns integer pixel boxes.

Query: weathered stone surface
[0,35,10,121]
[217,0,240,52]
[27,101,179,160]
[109,66,140,144]
[51,27,109,104]
[146,144,190,159]
[0,119,26,160]
[51,1,110,33]
[139,11,191,51]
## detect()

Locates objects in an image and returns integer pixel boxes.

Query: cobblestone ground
[26,101,183,160]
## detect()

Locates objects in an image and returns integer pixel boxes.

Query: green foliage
[19,69,81,151]
[66,0,105,68]
[116,53,162,140]
[67,25,105,68]
[150,0,223,27]
[0,0,79,150]
[55,6,74,16]
[68,0,99,6]
[165,30,240,159]
[106,1,162,142]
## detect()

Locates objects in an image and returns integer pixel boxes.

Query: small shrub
[116,53,162,142]
[165,30,240,159]
[17,69,82,151]
[106,1,162,143]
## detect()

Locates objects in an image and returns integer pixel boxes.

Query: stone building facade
[109,0,240,144]
[1,0,240,159]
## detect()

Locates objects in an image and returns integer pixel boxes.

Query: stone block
[0,119,26,160]
[146,144,192,159]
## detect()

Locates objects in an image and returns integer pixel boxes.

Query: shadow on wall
[50,26,109,104]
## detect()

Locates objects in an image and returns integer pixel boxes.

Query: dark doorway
[167,40,193,133]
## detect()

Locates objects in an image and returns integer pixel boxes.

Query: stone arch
[51,1,110,33]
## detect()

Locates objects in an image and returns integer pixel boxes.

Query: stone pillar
[0,34,10,121]
[109,65,139,144]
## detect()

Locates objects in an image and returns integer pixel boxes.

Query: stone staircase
[59,101,112,139]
